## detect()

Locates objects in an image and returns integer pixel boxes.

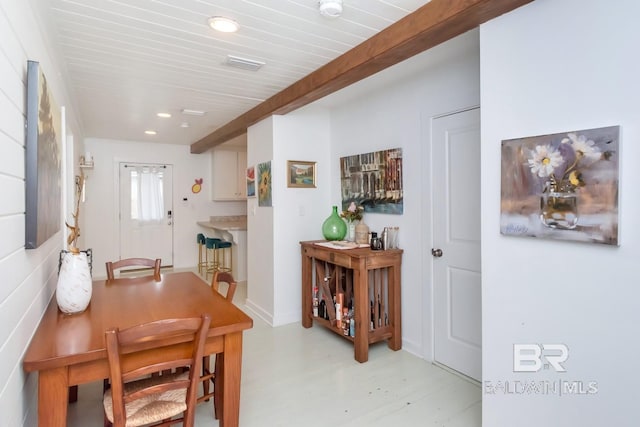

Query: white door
[119,163,173,266]
[432,108,481,380]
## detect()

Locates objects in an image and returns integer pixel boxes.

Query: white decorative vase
[57,252,92,314]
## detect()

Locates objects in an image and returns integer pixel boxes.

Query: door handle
[431,248,443,258]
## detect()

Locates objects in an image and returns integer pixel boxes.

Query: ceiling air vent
[225,55,265,71]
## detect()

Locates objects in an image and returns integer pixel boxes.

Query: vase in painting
[540,182,578,230]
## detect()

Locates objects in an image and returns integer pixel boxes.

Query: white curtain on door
[130,166,164,222]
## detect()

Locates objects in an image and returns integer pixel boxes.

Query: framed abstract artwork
[25,60,63,249]
[500,126,619,245]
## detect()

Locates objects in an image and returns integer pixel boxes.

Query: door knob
[431,248,443,258]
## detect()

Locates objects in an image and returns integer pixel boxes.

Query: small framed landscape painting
[287,160,316,188]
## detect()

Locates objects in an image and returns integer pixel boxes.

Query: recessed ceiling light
[145,130,157,135]
[157,112,171,118]
[319,0,343,18]
[181,108,206,116]
[208,16,239,33]
[180,122,190,128]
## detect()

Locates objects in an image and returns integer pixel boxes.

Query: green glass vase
[322,206,347,241]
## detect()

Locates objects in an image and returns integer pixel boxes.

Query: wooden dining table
[23,271,253,427]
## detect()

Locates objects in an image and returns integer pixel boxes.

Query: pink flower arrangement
[340,202,363,222]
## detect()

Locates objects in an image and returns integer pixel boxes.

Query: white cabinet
[212,149,247,201]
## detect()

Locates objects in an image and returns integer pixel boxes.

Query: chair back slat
[211,271,237,302]
[106,257,161,280]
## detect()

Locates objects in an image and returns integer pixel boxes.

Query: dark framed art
[25,60,62,249]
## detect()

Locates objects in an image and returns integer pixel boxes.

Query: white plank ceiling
[33,0,431,146]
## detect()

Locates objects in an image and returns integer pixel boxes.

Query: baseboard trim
[432,361,481,387]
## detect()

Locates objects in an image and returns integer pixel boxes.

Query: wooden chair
[106,258,161,280]
[103,314,211,427]
[95,258,162,405]
[198,271,238,417]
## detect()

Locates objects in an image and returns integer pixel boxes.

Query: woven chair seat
[103,372,188,427]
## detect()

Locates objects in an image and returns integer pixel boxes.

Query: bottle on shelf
[342,307,349,336]
[382,227,388,250]
[348,308,355,337]
[312,286,319,317]
[370,300,375,330]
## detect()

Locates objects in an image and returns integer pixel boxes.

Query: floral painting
[257,161,272,207]
[246,166,255,197]
[500,126,619,245]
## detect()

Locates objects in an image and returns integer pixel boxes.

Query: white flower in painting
[528,144,563,178]
[561,133,601,162]
[528,130,613,193]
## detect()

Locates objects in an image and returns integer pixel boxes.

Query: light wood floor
[67,273,481,426]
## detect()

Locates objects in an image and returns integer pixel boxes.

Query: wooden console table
[300,240,402,362]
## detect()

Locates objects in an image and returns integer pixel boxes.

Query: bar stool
[204,237,221,279]
[215,240,233,275]
[197,233,207,274]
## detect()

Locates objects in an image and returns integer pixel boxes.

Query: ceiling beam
[190,0,533,154]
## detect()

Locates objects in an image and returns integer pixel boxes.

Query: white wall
[0,0,82,425]
[246,110,332,326]
[246,118,275,322]
[272,110,332,325]
[83,137,246,276]
[328,29,480,358]
[245,29,480,356]
[481,0,640,425]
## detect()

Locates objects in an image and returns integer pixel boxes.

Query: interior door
[119,162,173,267]
[432,108,481,380]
